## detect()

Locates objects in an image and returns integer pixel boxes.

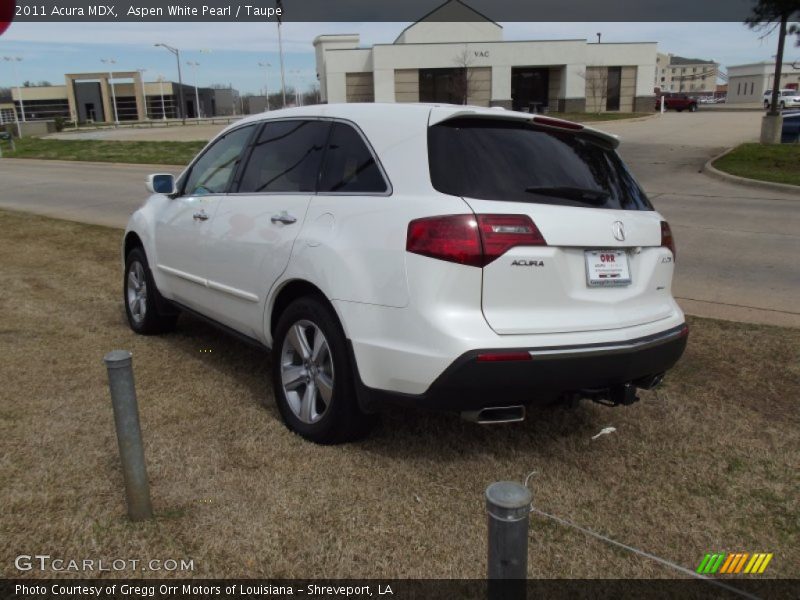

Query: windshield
[428,118,652,210]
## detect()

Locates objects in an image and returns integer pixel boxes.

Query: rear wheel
[779,101,786,110]
[124,247,178,335]
[271,296,375,444]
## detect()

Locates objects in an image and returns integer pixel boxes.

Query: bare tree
[581,68,609,114]
[451,46,476,105]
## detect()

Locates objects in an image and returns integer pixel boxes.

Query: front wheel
[124,247,178,335]
[271,296,375,444]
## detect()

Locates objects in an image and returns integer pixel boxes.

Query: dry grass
[0,208,797,580]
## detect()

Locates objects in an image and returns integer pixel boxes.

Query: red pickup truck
[656,94,698,112]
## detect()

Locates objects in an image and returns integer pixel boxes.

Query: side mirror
[146,173,177,195]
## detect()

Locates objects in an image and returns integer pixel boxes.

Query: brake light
[660,221,676,260]
[532,115,584,130]
[407,214,547,267]
[406,215,483,267]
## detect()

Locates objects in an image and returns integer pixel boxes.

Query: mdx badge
[612,221,626,242]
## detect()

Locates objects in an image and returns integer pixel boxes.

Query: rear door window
[238,120,330,193]
[428,118,652,211]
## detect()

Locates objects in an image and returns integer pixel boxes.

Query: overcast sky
[0,21,795,94]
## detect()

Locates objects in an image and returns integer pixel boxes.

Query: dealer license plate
[585,250,631,287]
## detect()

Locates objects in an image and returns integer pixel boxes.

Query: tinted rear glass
[428,118,652,211]
[319,123,388,193]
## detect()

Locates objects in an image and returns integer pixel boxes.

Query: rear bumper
[352,324,688,412]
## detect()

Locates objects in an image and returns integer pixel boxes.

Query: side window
[238,120,330,193]
[183,126,255,196]
[319,123,388,193]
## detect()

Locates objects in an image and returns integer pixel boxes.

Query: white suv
[763,89,800,109]
[123,104,687,443]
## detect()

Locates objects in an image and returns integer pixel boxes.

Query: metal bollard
[103,350,153,521]
[486,481,531,600]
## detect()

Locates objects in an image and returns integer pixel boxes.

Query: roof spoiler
[428,107,620,149]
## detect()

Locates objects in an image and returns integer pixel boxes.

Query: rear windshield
[428,118,653,211]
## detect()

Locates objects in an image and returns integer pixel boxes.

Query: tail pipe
[462,405,526,425]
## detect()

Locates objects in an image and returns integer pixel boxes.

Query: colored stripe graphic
[721,553,739,574]
[734,553,750,574]
[698,552,773,575]
[720,554,736,574]
[696,554,712,574]
[757,554,773,573]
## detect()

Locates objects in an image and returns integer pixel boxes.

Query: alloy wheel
[126,260,148,324]
[280,320,334,424]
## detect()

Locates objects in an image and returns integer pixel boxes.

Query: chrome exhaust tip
[461,405,526,425]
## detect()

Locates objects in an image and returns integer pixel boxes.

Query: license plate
[585,250,631,287]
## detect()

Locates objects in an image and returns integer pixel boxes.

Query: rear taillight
[660,221,676,260]
[477,215,546,264]
[406,214,546,268]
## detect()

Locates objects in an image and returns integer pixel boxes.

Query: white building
[655,53,719,94]
[727,62,800,104]
[314,0,657,113]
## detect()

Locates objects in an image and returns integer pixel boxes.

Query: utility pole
[186,61,202,120]
[258,62,271,111]
[155,43,185,124]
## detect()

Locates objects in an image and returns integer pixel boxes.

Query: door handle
[271,212,297,225]
[193,210,209,222]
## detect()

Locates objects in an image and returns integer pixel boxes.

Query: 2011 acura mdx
[122,103,688,443]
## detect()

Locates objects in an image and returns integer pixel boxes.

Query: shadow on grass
[155,312,607,460]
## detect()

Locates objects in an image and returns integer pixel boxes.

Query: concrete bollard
[103,350,153,521]
[486,481,532,600]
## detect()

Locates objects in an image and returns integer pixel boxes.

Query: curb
[2,157,186,170]
[578,114,658,126]
[702,147,800,194]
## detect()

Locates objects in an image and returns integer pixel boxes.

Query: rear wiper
[524,186,609,204]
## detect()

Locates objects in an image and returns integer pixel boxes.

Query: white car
[123,104,688,443]
[764,89,800,109]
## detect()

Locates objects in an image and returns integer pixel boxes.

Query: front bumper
[353,324,688,412]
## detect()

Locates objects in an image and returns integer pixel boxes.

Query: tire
[764,100,770,109]
[689,104,697,112]
[779,102,785,110]
[124,246,178,335]
[271,296,375,444]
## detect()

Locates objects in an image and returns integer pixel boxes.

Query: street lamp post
[101,58,120,126]
[155,43,185,124]
[137,68,149,120]
[186,61,202,121]
[3,56,26,126]
[258,62,271,111]
[290,70,303,106]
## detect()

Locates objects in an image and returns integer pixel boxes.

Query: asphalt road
[1,111,798,327]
